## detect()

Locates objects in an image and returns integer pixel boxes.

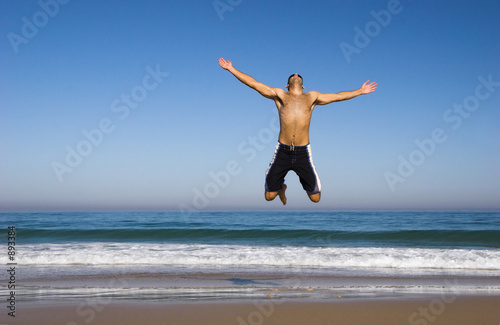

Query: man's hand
[219,57,233,70]
[360,80,378,94]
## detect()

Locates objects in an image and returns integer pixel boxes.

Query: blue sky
[1,0,499,212]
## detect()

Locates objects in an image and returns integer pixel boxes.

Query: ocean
[2,210,499,271]
[1,211,500,302]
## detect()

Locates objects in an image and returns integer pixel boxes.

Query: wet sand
[13,295,500,325]
[9,267,500,324]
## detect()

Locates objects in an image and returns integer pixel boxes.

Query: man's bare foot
[307,192,321,203]
[278,184,287,205]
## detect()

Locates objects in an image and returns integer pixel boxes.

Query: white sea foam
[5,243,500,271]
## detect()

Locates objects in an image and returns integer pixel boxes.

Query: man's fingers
[219,57,232,69]
[219,58,229,68]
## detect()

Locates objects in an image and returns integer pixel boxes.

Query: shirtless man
[219,58,377,205]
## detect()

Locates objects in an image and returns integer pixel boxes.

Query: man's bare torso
[274,91,318,147]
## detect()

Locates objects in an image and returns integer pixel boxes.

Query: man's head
[286,73,304,90]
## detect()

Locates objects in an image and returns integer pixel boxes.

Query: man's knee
[308,192,321,203]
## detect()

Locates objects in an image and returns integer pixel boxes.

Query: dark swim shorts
[265,142,321,194]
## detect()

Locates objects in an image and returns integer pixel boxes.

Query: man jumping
[219,58,377,205]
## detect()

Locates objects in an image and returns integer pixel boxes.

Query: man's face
[287,73,303,88]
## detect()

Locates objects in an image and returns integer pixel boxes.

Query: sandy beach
[12,295,500,325]
[6,268,500,325]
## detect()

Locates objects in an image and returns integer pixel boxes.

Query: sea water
[1,211,499,272]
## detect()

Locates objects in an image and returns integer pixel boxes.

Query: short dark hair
[287,74,303,85]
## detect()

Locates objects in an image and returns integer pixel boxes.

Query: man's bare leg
[265,184,287,205]
[307,192,320,203]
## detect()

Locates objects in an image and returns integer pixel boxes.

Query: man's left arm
[314,80,377,105]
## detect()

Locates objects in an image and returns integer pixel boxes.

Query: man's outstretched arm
[313,80,378,105]
[219,58,281,100]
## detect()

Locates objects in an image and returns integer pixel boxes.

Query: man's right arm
[219,58,281,100]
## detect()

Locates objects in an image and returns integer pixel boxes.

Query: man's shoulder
[271,87,287,98]
[305,90,321,100]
